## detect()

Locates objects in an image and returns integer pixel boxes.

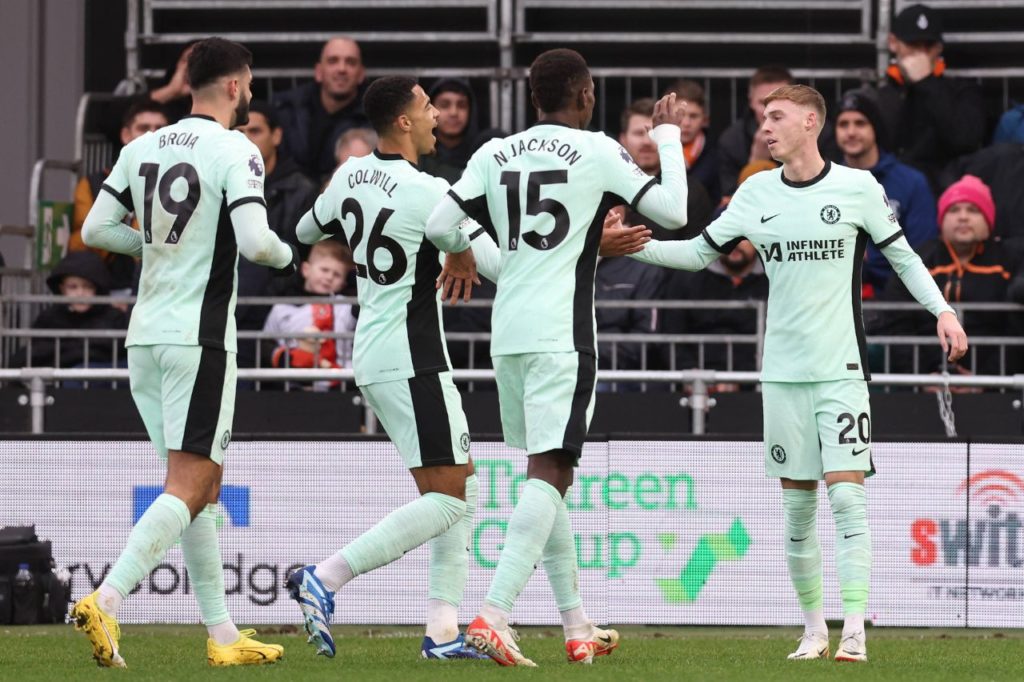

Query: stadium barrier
[2,366,1022,437]
[2,437,1020,627]
[3,296,1022,378]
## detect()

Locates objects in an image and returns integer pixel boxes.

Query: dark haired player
[72,37,295,668]
[284,76,498,661]
[426,48,689,666]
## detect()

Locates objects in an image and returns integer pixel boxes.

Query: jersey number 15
[500,170,569,251]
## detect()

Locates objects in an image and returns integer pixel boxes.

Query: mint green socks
[828,482,871,631]
[543,490,591,639]
[102,493,192,611]
[782,488,825,634]
[180,503,241,645]
[336,492,466,579]
[484,478,562,613]
[426,475,478,641]
[428,475,477,606]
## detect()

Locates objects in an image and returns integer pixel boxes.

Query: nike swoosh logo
[852,447,868,456]
[760,213,780,223]
[790,536,809,542]
[597,635,612,644]
[844,532,865,539]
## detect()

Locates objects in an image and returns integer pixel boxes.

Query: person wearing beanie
[874,174,1024,375]
[835,89,935,294]
[419,78,479,184]
[871,3,985,191]
[7,251,128,371]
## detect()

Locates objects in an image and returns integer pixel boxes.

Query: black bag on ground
[0,525,69,624]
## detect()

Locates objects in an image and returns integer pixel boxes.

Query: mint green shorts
[128,345,236,464]
[762,380,874,480]
[360,371,471,469]
[493,352,596,457]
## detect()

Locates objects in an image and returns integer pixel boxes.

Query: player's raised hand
[436,248,481,305]
[599,210,651,257]
[937,311,968,362]
[652,92,688,129]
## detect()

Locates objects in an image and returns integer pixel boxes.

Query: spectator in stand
[238,101,319,249]
[8,251,127,372]
[993,103,1024,144]
[333,127,377,167]
[274,37,369,182]
[943,143,1024,246]
[263,240,357,391]
[660,238,769,388]
[148,43,197,123]
[662,78,721,205]
[420,78,479,184]
[69,99,168,292]
[835,90,936,294]
[235,100,320,367]
[595,208,668,388]
[718,65,794,200]
[618,97,712,238]
[873,3,985,191]
[876,175,1024,376]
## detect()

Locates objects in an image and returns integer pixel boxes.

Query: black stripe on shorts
[181,347,228,457]
[561,352,597,456]
[409,373,458,468]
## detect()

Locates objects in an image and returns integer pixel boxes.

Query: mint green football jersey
[103,115,268,352]
[675,162,903,382]
[448,122,656,356]
[309,151,454,386]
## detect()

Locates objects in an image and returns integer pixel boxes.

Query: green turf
[1,624,1022,681]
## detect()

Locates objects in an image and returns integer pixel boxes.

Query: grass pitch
[1,624,1022,681]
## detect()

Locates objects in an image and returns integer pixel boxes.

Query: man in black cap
[873,3,985,191]
[835,90,936,293]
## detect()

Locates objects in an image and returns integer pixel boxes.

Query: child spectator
[262,240,357,390]
[8,251,127,371]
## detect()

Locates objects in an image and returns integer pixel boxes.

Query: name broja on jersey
[101,115,270,352]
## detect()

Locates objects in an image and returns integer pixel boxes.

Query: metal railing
[2,365,1022,436]
[3,295,1021,383]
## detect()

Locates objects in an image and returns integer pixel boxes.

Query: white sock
[480,602,510,630]
[560,606,591,640]
[96,583,123,617]
[843,613,865,636]
[804,608,828,636]
[425,599,459,643]
[315,552,355,592]
[208,620,242,646]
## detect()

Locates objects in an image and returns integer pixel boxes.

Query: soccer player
[627,84,968,663]
[425,48,689,666]
[71,38,296,667]
[285,76,498,661]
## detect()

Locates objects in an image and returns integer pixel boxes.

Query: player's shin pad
[783,489,823,612]
[828,482,871,616]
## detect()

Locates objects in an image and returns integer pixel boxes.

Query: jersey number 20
[138,162,200,244]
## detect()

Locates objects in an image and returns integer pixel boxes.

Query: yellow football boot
[207,628,284,666]
[70,591,126,668]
